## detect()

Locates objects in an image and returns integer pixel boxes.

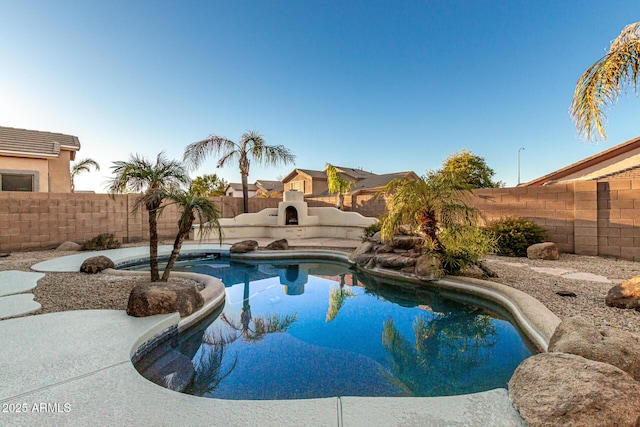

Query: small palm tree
[184,130,295,213]
[570,21,640,141]
[107,153,190,281]
[70,158,100,192]
[379,172,478,252]
[158,190,222,281]
[325,163,354,210]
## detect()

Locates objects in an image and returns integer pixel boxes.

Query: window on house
[1,173,34,192]
[289,180,305,192]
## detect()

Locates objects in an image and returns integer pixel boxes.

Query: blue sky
[1,1,640,191]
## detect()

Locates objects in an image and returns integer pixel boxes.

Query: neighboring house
[224,182,258,198]
[282,166,418,196]
[255,180,284,197]
[0,126,80,192]
[521,135,640,186]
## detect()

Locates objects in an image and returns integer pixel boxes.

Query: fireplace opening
[285,206,298,225]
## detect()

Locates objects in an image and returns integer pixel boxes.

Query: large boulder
[230,240,259,254]
[127,282,204,317]
[349,241,375,262]
[414,255,443,279]
[374,254,415,269]
[80,255,115,274]
[606,276,640,310]
[266,239,289,250]
[392,235,424,250]
[526,242,559,260]
[549,316,640,380]
[56,241,81,251]
[509,352,640,427]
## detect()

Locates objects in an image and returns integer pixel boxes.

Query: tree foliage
[325,163,354,209]
[184,130,295,213]
[432,149,502,189]
[107,152,190,281]
[189,174,227,197]
[70,158,100,192]
[570,21,640,142]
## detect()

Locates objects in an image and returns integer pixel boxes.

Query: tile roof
[521,135,640,186]
[0,126,80,158]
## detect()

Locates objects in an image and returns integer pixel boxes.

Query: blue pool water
[134,258,533,400]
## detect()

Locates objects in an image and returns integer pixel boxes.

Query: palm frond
[183,135,237,170]
[570,21,640,142]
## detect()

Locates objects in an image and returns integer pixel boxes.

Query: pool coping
[1,245,552,426]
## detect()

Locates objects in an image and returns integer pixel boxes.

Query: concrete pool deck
[0,241,535,426]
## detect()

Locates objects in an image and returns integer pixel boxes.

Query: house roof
[0,126,81,158]
[521,135,640,186]
[349,171,419,193]
[255,180,284,192]
[282,166,377,183]
[225,183,258,192]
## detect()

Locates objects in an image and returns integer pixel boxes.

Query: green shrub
[81,233,121,251]
[485,217,546,257]
[362,220,382,241]
[432,225,497,275]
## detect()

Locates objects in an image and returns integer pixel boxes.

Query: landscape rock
[266,239,289,250]
[368,231,382,243]
[509,352,640,427]
[230,240,259,254]
[555,290,577,297]
[127,281,204,317]
[414,255,443,279]
[349,241,375,262]
[397,224,415,235]
[56,241,81,251]
[392,235,424,250]
[374,244,395,254]
[606,275,640,310]
[374,254,415,269]
[526,242,559,260]
[353,253,375,267]
[548,316,640,380]
[80,255,115,274]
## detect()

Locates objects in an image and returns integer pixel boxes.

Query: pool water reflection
[134,259,533,400]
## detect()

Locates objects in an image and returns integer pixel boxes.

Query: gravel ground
[1,248,639,333]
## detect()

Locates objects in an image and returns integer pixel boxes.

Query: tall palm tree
[70,158,100,192]
[570,21,640,142]
[184,130,295,213]
[378,172,478,252]
[325,163,354,210]
[107,152,190,281]
[156,189,223,281]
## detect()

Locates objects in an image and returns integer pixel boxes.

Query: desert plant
[184,130,295,213]
[81,233,121,251]
[361,220,382,241]
[570,21,640,142]
[107,152,190,281]
[485,217,547,257]
[434,226,497,275]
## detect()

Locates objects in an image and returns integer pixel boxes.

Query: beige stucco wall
[48,150,72,193]
[0,156,49,192]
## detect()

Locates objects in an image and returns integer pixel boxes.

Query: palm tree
[156,189,223,281]
[570,21,640,141]
[107,152,190,281]
[378,172,478,252]
[70,158,100,192]
[325,163,354,210]
[184,130,295,213]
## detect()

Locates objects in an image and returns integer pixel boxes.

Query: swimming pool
[133,258,533,400]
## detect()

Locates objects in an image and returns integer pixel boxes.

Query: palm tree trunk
[148,209,160,281]
[241,173,249,213]
[337,193,344,210]
[161,231,187,281]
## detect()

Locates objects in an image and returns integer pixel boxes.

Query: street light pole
[517,147,525,185]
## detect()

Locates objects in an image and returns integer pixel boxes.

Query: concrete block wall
[4,182,640,260]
